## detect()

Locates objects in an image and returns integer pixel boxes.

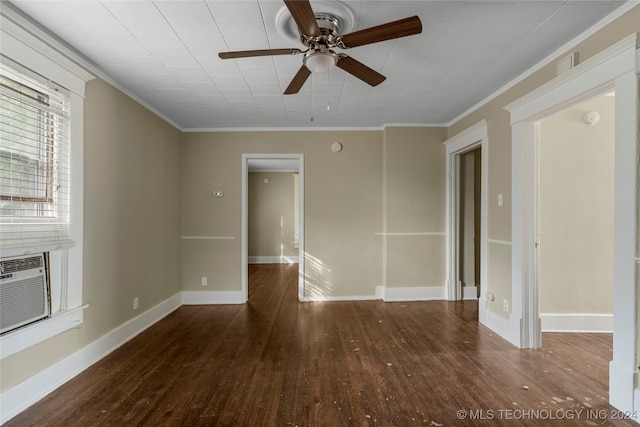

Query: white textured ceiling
[4,0,631,130]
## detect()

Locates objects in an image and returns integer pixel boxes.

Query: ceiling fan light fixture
[304,52,336,74]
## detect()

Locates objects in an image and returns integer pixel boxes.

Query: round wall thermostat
[263,178,270,184]
[331,142,343,152]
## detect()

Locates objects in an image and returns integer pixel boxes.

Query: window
[0,65,70,246]
[0,7,93,358]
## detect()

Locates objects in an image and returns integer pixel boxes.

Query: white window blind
[0,62,72,249]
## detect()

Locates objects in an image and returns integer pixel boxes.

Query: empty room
[1,1,639,425]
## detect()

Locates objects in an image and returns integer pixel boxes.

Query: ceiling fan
[218,0,422,94]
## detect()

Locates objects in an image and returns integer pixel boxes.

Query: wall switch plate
[503,299,509,312]
[497,194,503,206]
[201,276,207,286]
[133,297,139,310]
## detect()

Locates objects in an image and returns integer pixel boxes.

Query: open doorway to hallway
[459,147,482,300]
[247,169,299,299]
[242,154,305,302]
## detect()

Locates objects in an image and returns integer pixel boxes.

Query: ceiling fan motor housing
[219,1,422,94]
[300,13,342,74]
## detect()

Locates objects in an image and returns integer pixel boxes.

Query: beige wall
[383,127,447,287]
[180,130,384,297]
[539,95,615,314]
[248,172,297,258]
[1,78,182,392]
[181,126,446,296]
[447,5,640,318]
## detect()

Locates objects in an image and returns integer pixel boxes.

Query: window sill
[0,239,74,259]
[0,304,88,359]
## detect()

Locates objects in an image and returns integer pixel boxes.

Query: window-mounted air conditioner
[0,253,50,334]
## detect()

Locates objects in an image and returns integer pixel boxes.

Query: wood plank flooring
[6,264,637,426]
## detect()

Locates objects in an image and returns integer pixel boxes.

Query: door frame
[241,153,305,301]
[504,34,638,412]
[444,120,489,320]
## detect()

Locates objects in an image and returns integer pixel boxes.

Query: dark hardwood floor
[6,264,637,426]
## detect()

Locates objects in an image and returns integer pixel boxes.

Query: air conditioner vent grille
[0,256,43,274]
[0,253,50,334]
[0,276,47,327]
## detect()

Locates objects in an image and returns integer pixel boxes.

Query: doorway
[538,93,615,335]
[444,120,489,323]
[459,148,482,300]
[241,154,305,302]
[505,34,638,412]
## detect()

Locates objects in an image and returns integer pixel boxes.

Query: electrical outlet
[201,276,207,286]
[133,297,139,310]
[503,299,509,312]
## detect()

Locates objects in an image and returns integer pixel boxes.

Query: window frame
[0,10,93,359]
[1,72,59,211]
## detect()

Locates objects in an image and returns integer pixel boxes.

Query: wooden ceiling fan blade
[284,65,312,94]
[219,48,302,59]
[337,16,422,48]
[284,0,320,37]
[336,55,386,87]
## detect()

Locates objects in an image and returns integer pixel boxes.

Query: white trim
[241,154,305,302]
[487,311,521,348]
[183,123,446,133]
[505,34,638,413]
[375,232,445,237]
[0,304,88,359]
[0,293,181,425]
[181,236,236,240]
[0,240,74,259]
[505,35,637,123]
[0,14,93,96]
[540,313,613,333]
[381,285,446,302]
[375,286,385,300]
[444,120,489,302]
[181,291,245,305]
[300,293,381,302]
[248,256,299,264]
[488,239,512,246]
[462,285,478,300]
[610,361,639,417]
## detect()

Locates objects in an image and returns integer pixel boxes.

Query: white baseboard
[540,313,613,332]
[462,285,478,300]
[182,290,245,305]
[0,292,182,425]
[609,360,637,414]
[484,308,520,348]
[381,285,446,302]
[248,256,299,264]
[300,294,380,302]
